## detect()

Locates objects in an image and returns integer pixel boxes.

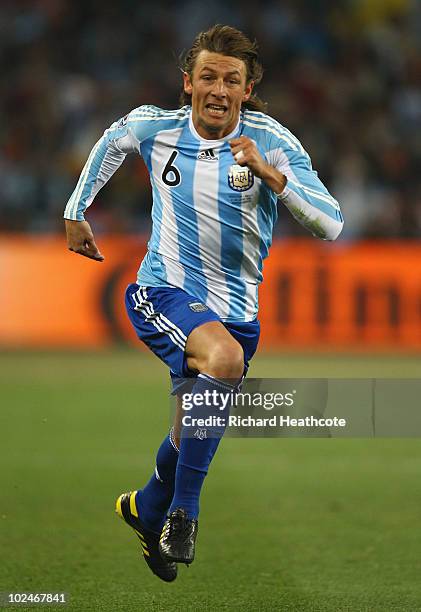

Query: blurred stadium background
[1,1,421,611]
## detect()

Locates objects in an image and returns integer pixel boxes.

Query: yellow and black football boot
[159,508,198,565]
[115,491,177,582]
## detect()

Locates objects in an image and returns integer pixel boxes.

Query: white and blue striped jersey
[64,105,343,322]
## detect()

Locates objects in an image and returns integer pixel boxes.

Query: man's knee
[185,321,244,380]
[202,340,244,380]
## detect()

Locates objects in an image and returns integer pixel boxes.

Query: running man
[64,25,343,581]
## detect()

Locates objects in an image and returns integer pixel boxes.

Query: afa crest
[228,164,254,192]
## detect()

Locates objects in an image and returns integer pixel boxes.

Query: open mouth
[205,103,228,117]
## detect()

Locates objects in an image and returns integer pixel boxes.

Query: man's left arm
[229,136,343,241]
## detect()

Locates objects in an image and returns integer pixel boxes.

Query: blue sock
[169,374,236,520]
[135,429,179,533]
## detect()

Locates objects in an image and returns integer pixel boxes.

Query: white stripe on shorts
[131,287,187,352]
[138,287,187,345]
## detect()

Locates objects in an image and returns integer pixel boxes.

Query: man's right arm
[64,111,141,260]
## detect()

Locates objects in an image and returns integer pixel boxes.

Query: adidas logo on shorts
[188,302,209,313]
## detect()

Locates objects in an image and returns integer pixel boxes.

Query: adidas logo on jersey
[197,148,218,161]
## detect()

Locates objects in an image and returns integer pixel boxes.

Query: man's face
[183,50,253,140]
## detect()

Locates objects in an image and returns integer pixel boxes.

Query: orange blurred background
[1,235,420,351]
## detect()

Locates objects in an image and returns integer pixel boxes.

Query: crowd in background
[1,0,421,239]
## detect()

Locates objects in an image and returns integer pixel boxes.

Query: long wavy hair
[179,24,267,112]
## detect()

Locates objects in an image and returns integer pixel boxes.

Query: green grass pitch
[1,351,421,611]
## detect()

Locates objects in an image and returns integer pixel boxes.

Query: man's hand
[229,136,287,195]
[229,136,268,178]
[65,219,104,262]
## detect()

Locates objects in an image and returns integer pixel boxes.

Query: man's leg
[174,320,244,509]
[132,319,243,534]
[135,428,179,533]
[119,285,250,570]
[159,321,244,563]
[135,322,243,525]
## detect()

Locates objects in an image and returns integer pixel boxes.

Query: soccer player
[64,25,343,581]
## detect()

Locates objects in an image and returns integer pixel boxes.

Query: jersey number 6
[162,151,181,187]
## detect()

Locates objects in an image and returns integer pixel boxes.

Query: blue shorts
[125,283,260,393]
